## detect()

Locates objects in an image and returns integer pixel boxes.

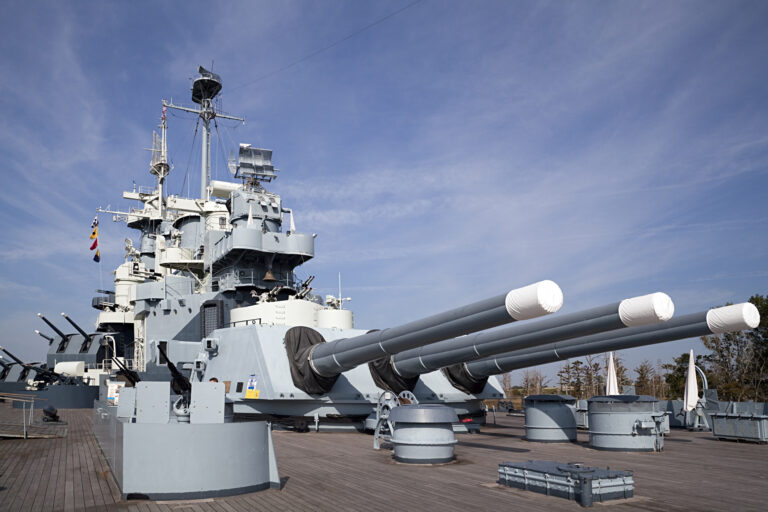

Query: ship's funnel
[450,302,759,393]
[286,280,563,394]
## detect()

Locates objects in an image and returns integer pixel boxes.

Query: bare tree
[501,372,513,399]
[522,369,548,396]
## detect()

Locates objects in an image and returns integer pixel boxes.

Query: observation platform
[0,401,765,511]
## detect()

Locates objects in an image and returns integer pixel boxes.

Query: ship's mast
[163,66,244,200]
[149,107,170,217]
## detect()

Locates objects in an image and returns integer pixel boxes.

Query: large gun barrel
[460,302,760,384]
[60,313,92,341]
[388,292,674,382]
[37,313,67,339]
[308,280,563,377]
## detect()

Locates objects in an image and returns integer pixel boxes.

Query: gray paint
[199,323,502,423]
[176,215,203,249]
[388,404,458,464]
[189,381,226,423]
[498,461,634,507]
[394,305,625,378]
[117,387,136,418]
[11,385,100,409]
[92,380,280,500]
[464,313,710,377]
[310,293,516,376]
[135,382,170,424]
[588,395,665,451]
[524,395,578,442]
[711,413,768,442]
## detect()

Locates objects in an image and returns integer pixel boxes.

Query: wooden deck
[1,402,766,511]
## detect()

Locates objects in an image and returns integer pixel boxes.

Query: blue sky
[1,1,766,384]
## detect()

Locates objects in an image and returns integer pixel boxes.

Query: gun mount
[0,346,82,387]
[287,280,563,394]
[112,356,141,386]
[37,313,67,340]
[156,343,191,396]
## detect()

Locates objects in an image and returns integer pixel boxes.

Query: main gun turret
[284,280,563,394]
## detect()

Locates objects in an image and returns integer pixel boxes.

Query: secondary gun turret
[37,313,67,340]
[61,313,95,352]
[284,280,563,394]
[0,346,80,386]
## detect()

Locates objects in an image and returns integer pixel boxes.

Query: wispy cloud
[0,1,766,376]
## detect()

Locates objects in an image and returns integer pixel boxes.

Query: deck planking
[1,401,767,511]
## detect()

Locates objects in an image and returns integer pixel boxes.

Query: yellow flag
[90,227,98,240]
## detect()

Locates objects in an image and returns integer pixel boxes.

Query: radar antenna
[228,144,279,190]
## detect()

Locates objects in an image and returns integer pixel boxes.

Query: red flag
[90,239,98,251]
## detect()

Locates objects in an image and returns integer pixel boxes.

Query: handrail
[0,392,47,439]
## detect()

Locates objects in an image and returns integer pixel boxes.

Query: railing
[83,358,136,372]
[0,392,43,439]
[136,185,155,195]
[215,268,297,292]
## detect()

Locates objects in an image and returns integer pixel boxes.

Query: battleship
[0,67,764,508]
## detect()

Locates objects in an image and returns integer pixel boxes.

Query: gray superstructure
[78,67,758,432]
[92,67,570,429]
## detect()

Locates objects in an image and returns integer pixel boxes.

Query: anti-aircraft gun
[295,275,315,300]
[37,312,116,374]
[156,342,193,419]
[0,346,83,387]
[37,313,71,353]
[111,356,141,386]
[0,357,13,381]
[60,312,96,353]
